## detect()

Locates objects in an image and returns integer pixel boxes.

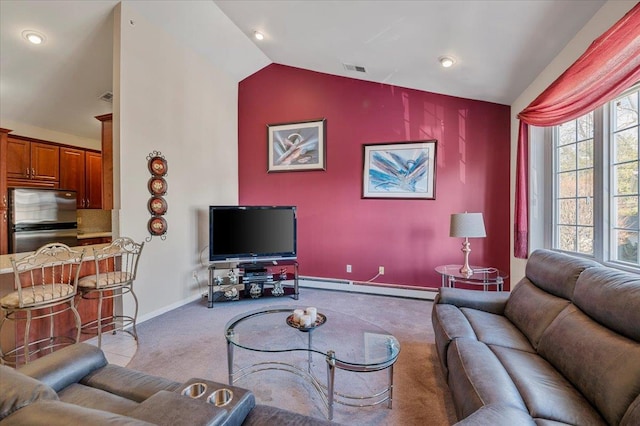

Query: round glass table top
[225,306,400,369]
[435,264,508,281]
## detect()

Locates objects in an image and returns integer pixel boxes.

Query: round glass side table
[435,264,508,291]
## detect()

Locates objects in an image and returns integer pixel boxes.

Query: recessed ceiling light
[439,56,455,68]
[22,30,46,45]
[254,31,264,41]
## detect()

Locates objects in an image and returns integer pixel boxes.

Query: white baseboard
[299,276,438,300]
[136,293,203,326]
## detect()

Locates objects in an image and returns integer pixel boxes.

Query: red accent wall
[238,64,511,289]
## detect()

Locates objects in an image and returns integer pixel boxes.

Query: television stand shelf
[206,260,299,308]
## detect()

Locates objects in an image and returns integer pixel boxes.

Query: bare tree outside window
[555,112,594,255]
[553,86,639,267]
[612,90,639,264]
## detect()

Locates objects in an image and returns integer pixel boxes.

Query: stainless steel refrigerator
[8,188,78,253]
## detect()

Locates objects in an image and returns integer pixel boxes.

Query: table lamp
[449,212,486,277]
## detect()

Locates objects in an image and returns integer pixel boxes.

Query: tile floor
[84,332,137,366]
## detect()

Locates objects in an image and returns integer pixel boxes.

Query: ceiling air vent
[99,91,113,103]
[343,63,367,73]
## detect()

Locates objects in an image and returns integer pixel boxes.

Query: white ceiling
[0,0,607,142]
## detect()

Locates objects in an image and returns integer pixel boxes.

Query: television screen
[209,206,297,262]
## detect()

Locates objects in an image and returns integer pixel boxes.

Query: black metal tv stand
[207,260,299,308]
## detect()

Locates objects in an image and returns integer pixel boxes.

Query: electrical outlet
[346,264,352,273]
[379,266,385,275]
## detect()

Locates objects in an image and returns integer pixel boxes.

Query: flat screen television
[209,206,297,263]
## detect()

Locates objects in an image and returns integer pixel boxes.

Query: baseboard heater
[299,276,438,301]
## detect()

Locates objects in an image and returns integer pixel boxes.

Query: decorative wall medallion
[148,156,168,176]
[146,151,168,242]
[147,216,168,236]
[148,196,168,215]
[148,177,168,195]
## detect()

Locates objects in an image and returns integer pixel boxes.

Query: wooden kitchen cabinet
[96,114,112,210]
[60,147,102,209]
[85,151,102,209]
[0,129,9,255]
[6,137,59,184]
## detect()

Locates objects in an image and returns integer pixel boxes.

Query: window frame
[538,83,639,273]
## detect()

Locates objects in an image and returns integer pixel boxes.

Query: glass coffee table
[225,306,400,420]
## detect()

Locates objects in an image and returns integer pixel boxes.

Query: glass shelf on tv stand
[206,260,299,308]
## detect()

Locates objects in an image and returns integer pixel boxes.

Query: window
[549,85,639,268]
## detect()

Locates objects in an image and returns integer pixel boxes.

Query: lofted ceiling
[0,0,606,142]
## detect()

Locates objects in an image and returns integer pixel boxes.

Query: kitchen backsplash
[77,209,112,234]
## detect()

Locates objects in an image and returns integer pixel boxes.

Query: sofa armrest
[0,365,59,421]
[453,403,536,426]
[0,400,153,426]
[17,343,107,392]
[126,390,227,426]
[436,287,510,315]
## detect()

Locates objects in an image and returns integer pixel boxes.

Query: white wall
[509,0,638,283]
[115,2,240,320]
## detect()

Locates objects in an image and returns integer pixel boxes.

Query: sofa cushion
[58,383,139,415]
[0,365,59,420]
[446,338,527,420]
[126,390,227,426]
[523,250,599,300]
[573,267,640,342]
[491,346,605,425]
[504,279,571,349]
[538,305,640,426]
[81,364,181,403]
[461,308,535,352]
[0,400,153,425]
[18,343,108,392]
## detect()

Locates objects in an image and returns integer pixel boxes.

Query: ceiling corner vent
[99,91,113,103]
[343,63,367,73]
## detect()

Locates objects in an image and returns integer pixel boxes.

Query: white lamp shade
[450,213,486,238]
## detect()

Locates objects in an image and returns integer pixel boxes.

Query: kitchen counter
[0,242,111,274]
[77,231,112,240]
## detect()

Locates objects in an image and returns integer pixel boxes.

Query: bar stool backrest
[11,243,85,309]
[91,238,144,289]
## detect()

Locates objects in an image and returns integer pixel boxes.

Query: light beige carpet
[127,288,457,425]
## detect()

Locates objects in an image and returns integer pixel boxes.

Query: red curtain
[514,3,640,258]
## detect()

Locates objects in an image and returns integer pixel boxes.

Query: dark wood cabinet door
[59,147,86,207]
[31,142,59,181]
[0,129,8,254]
[96,114,113,210]
[85,151,102,209]
[6,138,30,179]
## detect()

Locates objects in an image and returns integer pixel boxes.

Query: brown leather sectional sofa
[0,343,333,425]
[432,249,640,425]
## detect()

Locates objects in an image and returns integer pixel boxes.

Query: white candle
[306,307,317,323]
[299,314,312,327]
[293,309,304,323]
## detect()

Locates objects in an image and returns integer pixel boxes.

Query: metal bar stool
[78,237,144,347]
[0,243,85,366]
